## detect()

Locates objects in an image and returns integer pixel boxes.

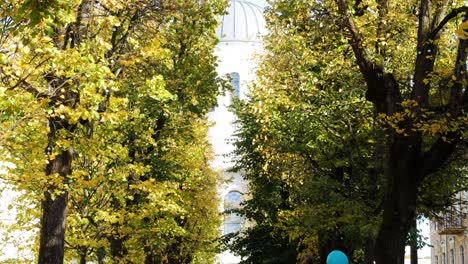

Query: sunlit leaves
[456,20,468,39]
[377,100,467,140]
[1,0,226,262]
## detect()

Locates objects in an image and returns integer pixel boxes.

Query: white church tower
[208,0,266,263]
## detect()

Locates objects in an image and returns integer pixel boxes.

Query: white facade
[430,192,467,264]
[209,1,266,263]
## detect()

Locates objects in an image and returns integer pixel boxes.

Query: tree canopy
[230,0,467,263]
[0,0,227,263]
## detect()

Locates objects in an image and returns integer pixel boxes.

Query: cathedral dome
[216,0,266,43]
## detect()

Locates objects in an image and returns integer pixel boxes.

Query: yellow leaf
[396,128,405,134]
[456,21,468,39]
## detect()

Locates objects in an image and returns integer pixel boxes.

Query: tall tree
[231,0,467,263]
[0,0,226,263]
[230,1,379,262]
[333,0,467,263]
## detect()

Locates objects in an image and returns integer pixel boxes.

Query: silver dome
[216,0,266,43]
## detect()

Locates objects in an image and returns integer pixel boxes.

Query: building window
[435,255,438,264]
[443,252,446,264]
[451,249,454,264]
[230,72,240,98]
[461,246,465,264]
[224,191,243,235]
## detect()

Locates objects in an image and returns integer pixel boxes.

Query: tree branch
[417,0,431,46]
[412,0,438,107]
[429,6,468,40]
[375,0,389,56]
[431,0,451,32]
[106,10,141,59]
[420,136,458,178]
[335,0,372,77]
[419,39,466,179]
[448,38,467,114]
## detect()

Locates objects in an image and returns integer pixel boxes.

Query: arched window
[461,246,465,264]
[230,72,240,98]
[224,191,243,234]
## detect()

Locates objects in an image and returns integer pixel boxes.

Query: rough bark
[374,136,420,264]
[38,147,73,264]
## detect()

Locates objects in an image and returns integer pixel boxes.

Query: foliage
[231,0,467,263]
[0,0,227,263]
[230,1,379,262]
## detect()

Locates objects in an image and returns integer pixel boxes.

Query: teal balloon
[326,250,349,264]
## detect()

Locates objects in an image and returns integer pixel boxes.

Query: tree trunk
[38,149,73,264]
[80,253,87,264]
[108,192,130,260]
[411,217,418,264]
[364,236,375,264]
[374,138,420,264]
[144,245,156,264]
[411,244,418,264]
[97,247,105,264]
[110,236,127,260]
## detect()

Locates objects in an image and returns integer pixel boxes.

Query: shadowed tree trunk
[80,252,87,264]
[38,190,68,264]
[97,247,105,264]
[38,145,73,264]
[410,216,418,264]
[374,137,420,264]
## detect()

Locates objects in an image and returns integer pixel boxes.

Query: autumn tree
[334,0,467,263]
[0,0,226,263]
[231,0,467,263]
[229,1,379,261]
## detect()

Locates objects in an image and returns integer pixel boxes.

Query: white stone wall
[209,42,263,264]
[0,163,37,262]
[430,192,468,264]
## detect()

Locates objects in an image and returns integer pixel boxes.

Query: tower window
[230,72,240,98]
[224,191,243,234]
